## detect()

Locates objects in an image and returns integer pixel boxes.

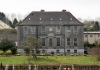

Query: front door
[49,38,53,47]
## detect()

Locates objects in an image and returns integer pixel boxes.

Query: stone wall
[0,65,99,70]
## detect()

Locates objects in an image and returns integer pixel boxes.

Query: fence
[0,65,100,70]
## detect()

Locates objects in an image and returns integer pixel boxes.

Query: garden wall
[0,65,100,70]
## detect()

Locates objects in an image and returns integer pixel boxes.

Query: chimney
[41,9,45,12]
[62,9,66,12]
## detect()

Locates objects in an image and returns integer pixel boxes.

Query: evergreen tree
[0,38,15,53]
[0,12,13,28]
[93,21,99,31]
[12,18,18,28]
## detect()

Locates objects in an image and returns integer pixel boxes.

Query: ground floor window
[57,38,60,46]
[74,50,77,53]
[56,50,60,53]
[67,50,70,53]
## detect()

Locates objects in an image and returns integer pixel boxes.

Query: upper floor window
[57,38,60,46]
[41,26,45,34]
[98,34,100,37]
[90,35,93,37]
[56,26,61,34]
[42,38,45,46]
[31,26,35,34]
[67,26,71,33]
[67,38,70,46]
[74,38,77,46]
[85,35,87,37]
[74,26,78,33]
[23,26,28,34]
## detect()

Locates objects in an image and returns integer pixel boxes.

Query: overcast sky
[0,0,100,20]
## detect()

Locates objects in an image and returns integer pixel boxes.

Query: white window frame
[67,26,71,33]
[23,26,28,34]
[42,38,45,46]
[90,35,93,37]
[73,38,77,46]
[41,26,45,34]
[57,38,60,46]
[56,26,61,34]
[74,26,78,34]
[98,34,100,37]
[31,26,35,34]
[66,38,70,46]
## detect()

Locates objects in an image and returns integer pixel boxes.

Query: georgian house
[17,10,84,54]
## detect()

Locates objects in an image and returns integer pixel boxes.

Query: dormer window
[60,18,62,20]
[40,18,42,20]
[29,18,31,20]
[51,18,53,20]
[71,18,73,20]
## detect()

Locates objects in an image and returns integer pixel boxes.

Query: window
[74,38,77,46]
[74,26,78,33]
[40,18,41,20]
[98,34,100,37]
[56,26,61,34]
[85,35,87,37]
[51,18,53,20]
[41,26,45,34]
[49,39,52,47]
[70,18,73,20]
[42,38,45,46]
[31,26,35,34]
[56,50,59,53]
[67,50,70,53]
[57,38,60,46]
[90,35,93,37]
[60,18,62,20]
[29,18,31,20]
[74,50,77,53]
[67,26,71,33]
[67,38,70,46]
[23,26,28,34]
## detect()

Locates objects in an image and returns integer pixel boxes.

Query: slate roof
[0,20,12,29]
[18,10,84,26]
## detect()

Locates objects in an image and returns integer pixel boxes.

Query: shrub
[24,47,30,55]
[0,50,3,55]
[11,47,17,55]
[5,50,12,56]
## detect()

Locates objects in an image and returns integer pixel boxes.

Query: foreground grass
[0,55,99,65]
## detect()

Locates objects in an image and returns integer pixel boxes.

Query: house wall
[17,25,84,54]
[84,33,100,44]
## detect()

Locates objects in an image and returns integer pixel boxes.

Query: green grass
[0,55,100,65]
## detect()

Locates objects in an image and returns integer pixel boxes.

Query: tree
[21,36,42,58]
[0,38,15,53]
[91,47,100,61]
[93,21,99,31]
[12,18,18,28]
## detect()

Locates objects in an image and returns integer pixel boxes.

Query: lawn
[0,55,99,65]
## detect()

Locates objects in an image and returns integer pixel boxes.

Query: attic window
[40,18,42,20]
[70,18,73,20]
[51,18,53,21]
[60,18,62,20]
[29,18,31,20]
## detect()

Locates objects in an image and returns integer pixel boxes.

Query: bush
[11,47,17,55]
[0,50,3,55]
[5,50,12,56]
[24,47,30,55]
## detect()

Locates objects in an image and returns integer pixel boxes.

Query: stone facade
[17,10,84,54]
